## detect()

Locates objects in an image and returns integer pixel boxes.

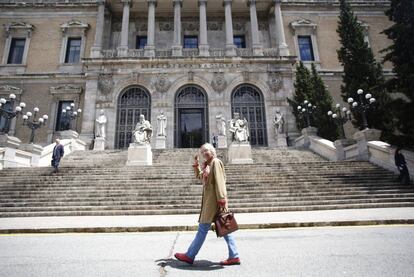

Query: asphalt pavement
[1,225,414,277]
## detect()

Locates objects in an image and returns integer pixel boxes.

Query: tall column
[223,0,236,56]
[273,0,289,56]
[198,0,209,56]
[248,0,263,56]
[118,0,132,57]
[172,0,183,56]
[79,76,98,146]
[91,0,106,58]
[145,0,157,57]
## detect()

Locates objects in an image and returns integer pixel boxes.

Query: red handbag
[214,209,239,237]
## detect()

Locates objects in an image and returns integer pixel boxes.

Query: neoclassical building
[0,0,392,149]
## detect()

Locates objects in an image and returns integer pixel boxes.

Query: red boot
[220,257,241,266]
[174,253,194,264]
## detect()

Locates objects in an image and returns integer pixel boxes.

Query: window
[136,36,147,49]
[7,38,26,64]
[233,36,246,48]
[64,38,81,63]
[298,36,314,61]
[55,101,73,131]
[184,36,198,49]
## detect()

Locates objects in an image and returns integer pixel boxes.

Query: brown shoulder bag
[214,208,239,237]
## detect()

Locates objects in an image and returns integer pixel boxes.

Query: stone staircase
[0,148,413,217]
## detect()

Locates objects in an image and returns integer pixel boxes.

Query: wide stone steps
[1,149,413,217]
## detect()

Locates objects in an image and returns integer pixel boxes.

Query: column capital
[147,0,157,7]
[223,0,232,6]
[198,0,208,6]
[273,0,283,5]
[121,0,132,6]
[247,0,257,6]
[173,0,183,7]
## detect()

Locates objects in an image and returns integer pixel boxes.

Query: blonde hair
[200,143,217,158]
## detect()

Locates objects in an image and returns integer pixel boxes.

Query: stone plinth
[217,135,227,149]
[334,139,355,161]
[19,143,43,166]
[276,134,287,147]
[60,130,79,140]
[228,142,253,164]
[127,143,152,166]
[0,134,21,148]
[155,136,166,149]
[299,127,318,148]
[353,128,382,161]
[93,137,106,151]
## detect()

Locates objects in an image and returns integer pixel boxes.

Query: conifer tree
[336,0,393,138]
[382,0,414,148]
[289,62,339,140]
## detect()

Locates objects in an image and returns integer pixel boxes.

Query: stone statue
[228,112,249,142]
[133,114,153,144]
[156,110,167,137]
[95,109,107,139]
[216,113,226,136]
[273,108,285,135]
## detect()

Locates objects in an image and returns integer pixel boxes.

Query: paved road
[1,226,413,277]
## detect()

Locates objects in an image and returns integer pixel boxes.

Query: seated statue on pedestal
[133,114,153,144]
[228,112,249,143]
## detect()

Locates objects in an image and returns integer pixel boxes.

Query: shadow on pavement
[156,258,224,271]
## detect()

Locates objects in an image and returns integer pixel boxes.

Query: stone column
[118,0,132,57]
[198,0,209,56]
[248,0,263,56]
[145,0,157,57]
[79,76,98,146]
[223,0,236,56]
[91,0,106,58]
[172,0,183,56]
[273,0,289,56]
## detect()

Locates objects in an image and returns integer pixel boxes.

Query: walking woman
[174,143,240,265]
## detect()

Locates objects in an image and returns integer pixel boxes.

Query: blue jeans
[186,223,239,260]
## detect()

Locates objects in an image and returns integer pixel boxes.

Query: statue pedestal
[127,143,152,166]
[217,135,227,149]
[155,136,166,149]
[334,139,355,161]
[228,143,253,164]
[276,134,287,147]
[93,137,106,151]
[60,130,79,140]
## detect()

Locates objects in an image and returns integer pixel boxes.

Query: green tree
[382,0,414,148]
[336,0,393,139]
[288,62,339,140]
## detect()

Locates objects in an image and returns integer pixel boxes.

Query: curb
[1,219,414,234]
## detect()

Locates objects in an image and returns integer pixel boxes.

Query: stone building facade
[0,0,392,149]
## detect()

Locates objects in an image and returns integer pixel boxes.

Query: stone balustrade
[99,47,280,59]
[295,127,413,180]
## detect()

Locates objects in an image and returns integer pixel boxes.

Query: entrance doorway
[174,85,208,148]
[115,86,151,149]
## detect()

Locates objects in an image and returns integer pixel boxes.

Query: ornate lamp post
[297,100,316,128]
[0,93,26,134]
[61,103,82,131]
[327,103,352,139]
[22,107,48,143]
[347,89,376,130]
